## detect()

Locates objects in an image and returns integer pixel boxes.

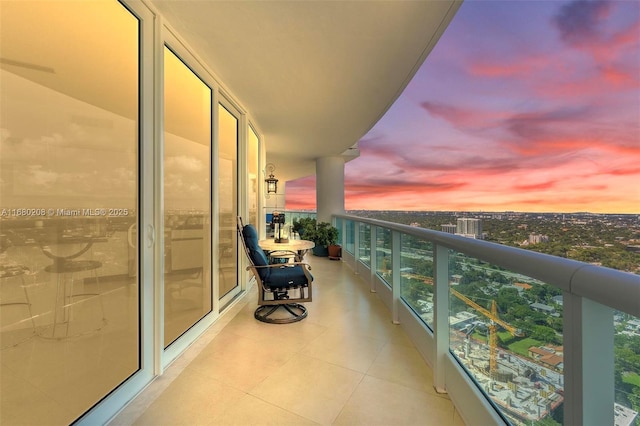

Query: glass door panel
[163,47,212,347]
[0,1,140,423]
[217,104,238,302]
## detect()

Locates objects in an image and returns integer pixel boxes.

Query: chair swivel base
[254,303,308,324]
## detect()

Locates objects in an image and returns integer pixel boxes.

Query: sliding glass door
[0,1,140,423]
[163,47,213,348]
[217,104,239,306]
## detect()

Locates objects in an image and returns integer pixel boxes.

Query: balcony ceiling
[151,0,461,182]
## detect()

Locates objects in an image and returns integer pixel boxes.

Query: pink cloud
[468,55,550,79]
[420,101,506,130]
[513,181,558,191]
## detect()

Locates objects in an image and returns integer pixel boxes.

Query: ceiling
[151,0,462,182]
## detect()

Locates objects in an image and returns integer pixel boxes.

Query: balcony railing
[334,213,640,426]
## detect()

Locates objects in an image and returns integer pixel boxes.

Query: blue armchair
[237,217,313,323]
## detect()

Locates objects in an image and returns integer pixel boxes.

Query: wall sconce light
[265,163,278,194]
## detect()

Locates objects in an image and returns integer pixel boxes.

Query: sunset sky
[286,0,640,214]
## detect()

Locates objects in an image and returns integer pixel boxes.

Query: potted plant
[292,217,316,239]
[305,221,339,257]
[328,242,342,261]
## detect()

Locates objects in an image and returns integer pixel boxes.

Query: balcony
[111,253,464,425]
[110,213,639,426]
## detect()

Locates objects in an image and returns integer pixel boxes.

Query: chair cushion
[243,224,270,280]
[264,265,313,290]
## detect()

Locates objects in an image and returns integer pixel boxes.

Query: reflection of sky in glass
[0,71,137,208]
[218,105,237,215]
[163,47,211,212]
[164,132,209,210]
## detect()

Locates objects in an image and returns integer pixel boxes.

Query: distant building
[441,224,457,234]
[528,346,564,370]
[456,218,483,239]
[514,282,533,291]
[449,311,478,329]
[615,402,638,426]
[530,302,556,315]
[529,233,549,244]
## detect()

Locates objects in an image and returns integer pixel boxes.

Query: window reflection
[163,47,212,347]
[218,104,238,300]
[0,1,139,423]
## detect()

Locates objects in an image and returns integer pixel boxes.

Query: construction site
[450,325,564,425]
[447,288,564,425]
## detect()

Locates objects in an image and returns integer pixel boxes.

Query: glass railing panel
[335,216,343,246]
[287,211,316,240]
[615,312,640,425]
[448,251,564,425]
[358,223,371,267]
[400,234,434,329]
[345,219,355,254]
[375,228,392,286]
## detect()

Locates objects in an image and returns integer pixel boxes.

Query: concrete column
[316,156,345,223]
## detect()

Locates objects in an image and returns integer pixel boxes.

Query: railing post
[564,292,614,425]
[370,226,377,293]
[353,220,360,272]
[392,230,401,324]
[433,244,449,393]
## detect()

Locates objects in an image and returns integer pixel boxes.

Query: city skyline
[286,0,640,214]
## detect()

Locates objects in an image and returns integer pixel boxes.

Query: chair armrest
[247,262,312,271]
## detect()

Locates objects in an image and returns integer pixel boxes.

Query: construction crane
[451,288,524,376]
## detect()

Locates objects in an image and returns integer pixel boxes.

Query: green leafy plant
[305,221,339,248]
[292,217,316,237]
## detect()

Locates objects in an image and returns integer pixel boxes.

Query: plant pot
[312,245,329,257]
[328,244,342,260]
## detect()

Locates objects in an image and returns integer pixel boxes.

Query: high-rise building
[529,233,549,244]
[441,224,457,234]
[456,218,483,239]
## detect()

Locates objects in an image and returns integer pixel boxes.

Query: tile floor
[110,256,465,426]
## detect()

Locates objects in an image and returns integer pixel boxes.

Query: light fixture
[265,163,278,194]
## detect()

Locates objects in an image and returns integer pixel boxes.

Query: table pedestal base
[41,260,107,339]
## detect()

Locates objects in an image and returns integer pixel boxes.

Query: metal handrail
[336,213,640,316]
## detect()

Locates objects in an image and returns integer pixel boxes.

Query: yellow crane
[451,289,524,376]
